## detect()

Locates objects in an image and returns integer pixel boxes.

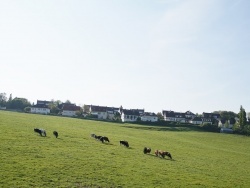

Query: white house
[190,117,203,125]
[106,107,119,120]
[141,112,158,122]
[185,111,196,119]
[120,109,140,122]
[162,110,186,122]
[61,104,81,117]
[89,105,108,119]
[30,104,50,115]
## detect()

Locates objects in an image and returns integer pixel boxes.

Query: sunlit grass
[1,111,250,187]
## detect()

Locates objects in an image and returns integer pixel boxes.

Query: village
[29,100,236,131]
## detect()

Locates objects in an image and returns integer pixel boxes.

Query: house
[141,112,158,122]
[61,104,81,117]
[89,105,108,119]
[162,110,186,122]
[37,100,52,106]
[184,111,196,119]
[120,109,140,122]
[31,104,50,114]
[30,100,51,114]
[201,117,213,125]
[190,117,203,125]
[130,108,144,115]
[106,107,119,120]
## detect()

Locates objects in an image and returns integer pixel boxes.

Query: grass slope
[1,111,250,187]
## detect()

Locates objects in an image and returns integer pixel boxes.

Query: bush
[201,123,220,132]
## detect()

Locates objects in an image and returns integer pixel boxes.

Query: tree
[8,97,31,111]
[0,93,7,106]
[157,112,164,121]
[83,104,90,113]
[213,110,238,120]
[239,105,247,128]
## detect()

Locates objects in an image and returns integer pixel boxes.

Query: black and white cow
[143,147,151,154]
[120,140,129,148]
[100,136,110,143]
[34,128,46,137]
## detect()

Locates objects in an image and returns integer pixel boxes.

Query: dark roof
[142,112,157,117]
[37,100,51,105]
[107,107,119,111]
[162,110,185,118]
[130,109,144,113]
[122,109,140,116]
[32,104,49,108]
[90,105,107,112]
[62,105,81,111]
[58,103,75,109]
[185,111,195,115]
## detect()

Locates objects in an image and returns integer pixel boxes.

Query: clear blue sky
[1,0,249,114]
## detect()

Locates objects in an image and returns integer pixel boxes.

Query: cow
[100,136,110,143]
[53,131,58,138]
[120,140,129,148]
[155,149,159,157]
[95,135,102,140]
[34,128,46,137]
[143,147,151,154]
[155,149,172,159]
[161,151,172,159]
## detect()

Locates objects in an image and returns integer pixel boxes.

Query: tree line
[1,92,250,135]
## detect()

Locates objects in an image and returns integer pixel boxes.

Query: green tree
[213,110,238,120]
[239,105,247,128]
[157,112,164,121]
[0,93,7,106]
[8,97,31,111]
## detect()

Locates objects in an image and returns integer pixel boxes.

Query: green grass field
[1,111,250,188]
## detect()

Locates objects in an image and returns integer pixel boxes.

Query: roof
[122,109,140,116]
[32,104,49,108]
[141,112,157,117]
[62,105,81,111]
[185,111,195,115]
[90,105,107,112]
[162,110,185,118]
[37,100,51,105]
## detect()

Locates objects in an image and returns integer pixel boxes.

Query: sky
[0,0,249,114]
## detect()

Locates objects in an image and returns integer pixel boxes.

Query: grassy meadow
[1,110,250,187]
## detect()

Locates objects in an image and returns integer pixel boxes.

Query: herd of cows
[34,128,172,160]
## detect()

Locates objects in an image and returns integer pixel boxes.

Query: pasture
[1,111,250,187]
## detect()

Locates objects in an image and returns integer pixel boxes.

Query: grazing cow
[34,128,46,137]
[120,140,129,148]
[100,136,110,143]
[95,135,102,140]
[161,151,172,159]
[53,131,58,138]
[143,147,151,154]
[155,149,172,159]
